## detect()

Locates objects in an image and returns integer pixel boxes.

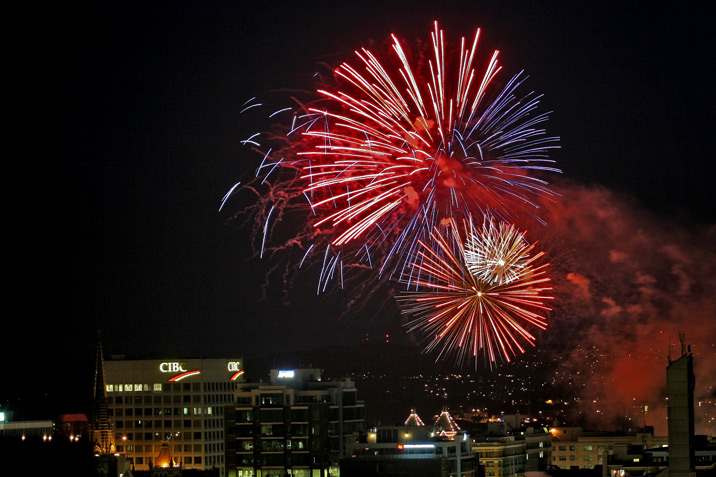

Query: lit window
[106,385,114,393]
[134,384,142,392]
[153,384,162,392]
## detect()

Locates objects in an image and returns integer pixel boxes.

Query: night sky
[12,1,716,426]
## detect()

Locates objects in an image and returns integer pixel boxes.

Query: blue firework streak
[226,21,560,292]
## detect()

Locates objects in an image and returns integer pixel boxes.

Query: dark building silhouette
[91,333,116,456]
[666,334,696,477]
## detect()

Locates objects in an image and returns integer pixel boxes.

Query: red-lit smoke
[529,179,716,435]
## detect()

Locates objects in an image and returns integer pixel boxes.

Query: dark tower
[91,332,115,455]
[666,333,695,477]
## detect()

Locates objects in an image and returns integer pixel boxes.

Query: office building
[549,426,666,470]
[473,435,531,477]
[342,420,476,476]
[104,356,245,476]
[225,368,366,477]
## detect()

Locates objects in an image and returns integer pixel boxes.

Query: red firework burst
[227,21,559,288]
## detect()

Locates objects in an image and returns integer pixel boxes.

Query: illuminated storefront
[104,357,244,476]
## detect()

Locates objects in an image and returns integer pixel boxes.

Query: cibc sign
[227,361,242,372]
[160,362,187,373]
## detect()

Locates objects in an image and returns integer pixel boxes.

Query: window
[237,410,253,423]
[584,445,593,451]
[260,393,283,407]
[153,384,162,392]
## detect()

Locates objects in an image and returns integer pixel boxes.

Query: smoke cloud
[529,179,716,435]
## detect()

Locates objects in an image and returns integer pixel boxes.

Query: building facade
[225,368,366,477]
[342,424,476,477]
[472,429,551,477]
[104,356,245,475]
[549,426,667,471]
[667,336,696,477]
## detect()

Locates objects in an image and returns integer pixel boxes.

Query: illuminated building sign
[277,370,295,378]
[398,443,435,449]
[227,362,242,372]
[159,362,187,373]
[168,370,201,382]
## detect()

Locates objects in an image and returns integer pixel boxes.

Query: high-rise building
[667,334,696,477]
[104,356,245,476]
[225,368,366,477]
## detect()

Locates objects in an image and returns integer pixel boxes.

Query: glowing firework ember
[398,218,553,367]
[227,21,559,290]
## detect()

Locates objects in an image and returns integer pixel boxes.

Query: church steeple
[91,331,115,454]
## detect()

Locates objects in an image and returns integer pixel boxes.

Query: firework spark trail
[296,21,559,282]
[398,217,553,367]
[226,21,559,295]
